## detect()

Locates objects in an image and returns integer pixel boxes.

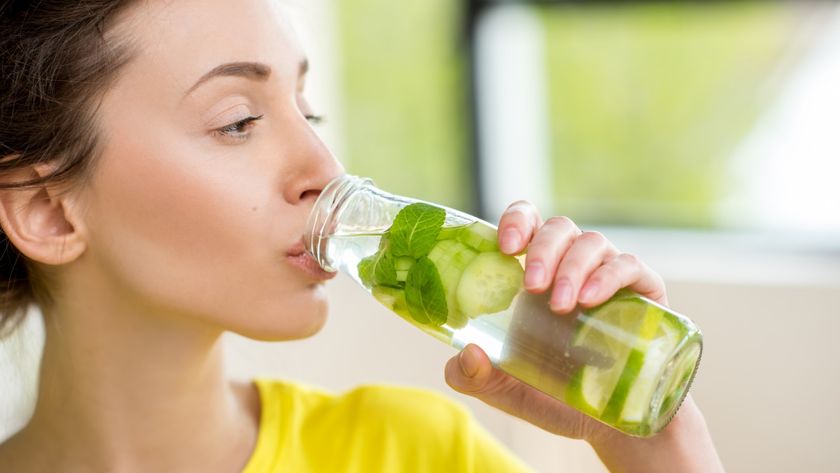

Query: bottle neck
[305,174,373,272]
[305,174,476,272]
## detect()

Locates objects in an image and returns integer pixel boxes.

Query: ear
[0,164,87,266]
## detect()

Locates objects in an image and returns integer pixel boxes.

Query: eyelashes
[213,114,325,143]
[214,114,264,141]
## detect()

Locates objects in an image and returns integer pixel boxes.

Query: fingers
[548,231,619,313]
[444,344,591,439]
[497,201,542,255]
[579,253,668,307]
[498,201,668,313]
[522,216,582,293]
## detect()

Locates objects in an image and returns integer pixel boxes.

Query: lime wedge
[566,299,646,415]
[616,320,682,424]
[600,304,665,423]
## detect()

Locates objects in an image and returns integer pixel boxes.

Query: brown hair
[0,0,136,334]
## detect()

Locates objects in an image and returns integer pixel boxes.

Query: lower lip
[286,252,337,282]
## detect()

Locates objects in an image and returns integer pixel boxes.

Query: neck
[11,285,259,472]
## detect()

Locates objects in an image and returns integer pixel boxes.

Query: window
[336,0,840,238]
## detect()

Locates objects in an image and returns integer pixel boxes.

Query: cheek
[82,124,322,337]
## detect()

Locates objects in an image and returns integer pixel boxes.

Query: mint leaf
[357,250,398,288]
[404,256,448,326]
[389,203,446,259]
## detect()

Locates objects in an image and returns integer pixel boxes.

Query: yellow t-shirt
[241,379,534,473]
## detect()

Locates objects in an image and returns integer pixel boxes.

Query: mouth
[286,238,337,282]
[286,239,307,257]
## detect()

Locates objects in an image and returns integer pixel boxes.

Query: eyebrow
[185,59,309,96]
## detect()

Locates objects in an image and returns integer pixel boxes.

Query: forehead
[111,0,305,93]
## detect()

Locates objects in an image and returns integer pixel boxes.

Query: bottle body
[306,175,702,437]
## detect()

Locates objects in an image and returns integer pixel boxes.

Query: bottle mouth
[305,174,373,272]
[647,333,703,435]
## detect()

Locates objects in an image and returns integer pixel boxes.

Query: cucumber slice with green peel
[428,239,463,263]
[456,252,524,318]
[394,256,416,283]
[436,264,470,328]
[371,285,410,319]
[457,222,499,252]
[436,225,465,241]
[395,256,415,271]
[427,240,478,328]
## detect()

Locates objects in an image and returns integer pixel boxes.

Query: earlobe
[0,167,87,266]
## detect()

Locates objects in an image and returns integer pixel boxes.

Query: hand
[443,201,724,471]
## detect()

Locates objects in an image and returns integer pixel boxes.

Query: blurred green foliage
[540,2,796,227]
[336,0,471,211]
[337,0,797,227]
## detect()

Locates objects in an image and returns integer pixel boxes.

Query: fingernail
[501,229,521,254]
[580,282,600,303]
[524,262,545,289]
[459,346,479,378]
[551,280,572,311]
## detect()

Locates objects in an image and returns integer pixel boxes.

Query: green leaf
[357,250,399,288]
[389,203,446,258]
[404,256,448,326]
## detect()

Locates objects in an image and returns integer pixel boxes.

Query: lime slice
[566,299,646,415]
[615,318,683,424]
[601,304,666,423]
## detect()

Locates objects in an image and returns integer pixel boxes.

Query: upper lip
[286,238,307,257]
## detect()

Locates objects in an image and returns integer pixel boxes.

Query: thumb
[444,343,502,393]
[444,343,591,440]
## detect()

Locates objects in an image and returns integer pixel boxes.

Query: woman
[0,0,724,471]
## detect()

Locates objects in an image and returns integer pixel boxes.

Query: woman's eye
[305,114,325,125]
[213,114,264,141]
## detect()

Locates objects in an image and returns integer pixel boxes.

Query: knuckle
[502,203,533,223]
[524,253,545,267]
[598,263,622,282]
[579,230,607,244]
[506,199,532,211]
[617,252,643,267]
[543,215,575,230]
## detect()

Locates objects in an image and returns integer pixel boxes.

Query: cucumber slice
[457,222,499,252]
[394,256,415,283]
[371,285,411,319]
[456,252,524,318]
[395,256,415,271]
[427,240,478,328]
[436,225,465,241]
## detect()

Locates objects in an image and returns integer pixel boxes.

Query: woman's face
[79,0,344,339]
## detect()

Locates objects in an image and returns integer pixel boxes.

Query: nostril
[300,188,321,202]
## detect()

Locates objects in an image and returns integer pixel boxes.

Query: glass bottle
[305,174,702,437]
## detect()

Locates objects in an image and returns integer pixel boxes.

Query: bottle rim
[305,174,374,271]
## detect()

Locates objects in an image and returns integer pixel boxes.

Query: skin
[0,0,724,472]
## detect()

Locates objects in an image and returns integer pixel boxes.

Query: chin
[232,294,330,342]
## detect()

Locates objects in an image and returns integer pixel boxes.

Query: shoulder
[253,379,532,472]
[256,378,470,435]
[342,383,471,426]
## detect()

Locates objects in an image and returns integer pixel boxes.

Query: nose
[281,119,345,205]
